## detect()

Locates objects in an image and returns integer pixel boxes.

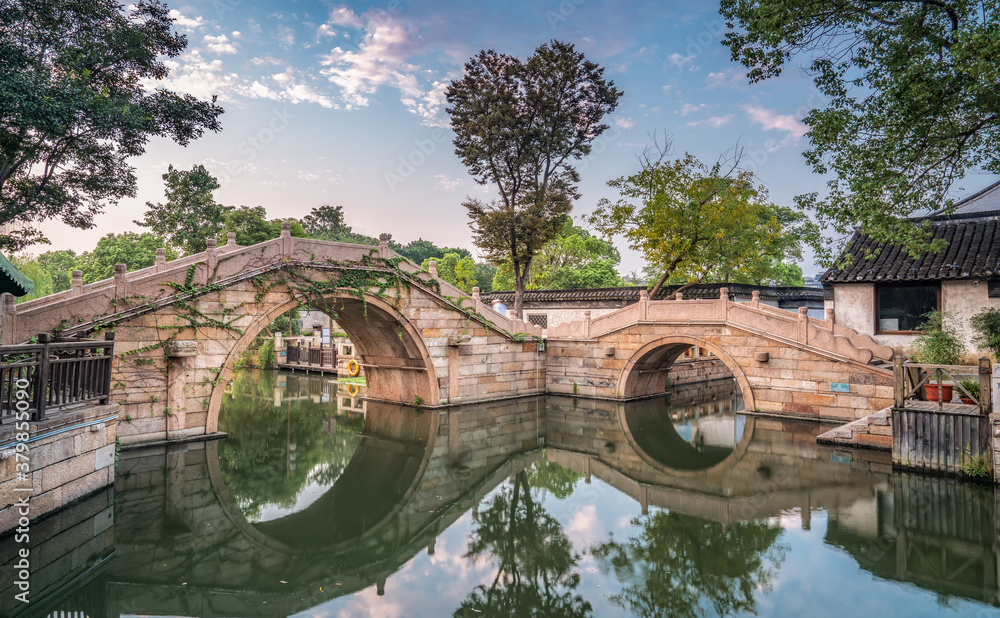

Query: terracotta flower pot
[925,383,953,402]
[960,397,976,405]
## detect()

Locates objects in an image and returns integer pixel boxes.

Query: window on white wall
[876,283,938,333]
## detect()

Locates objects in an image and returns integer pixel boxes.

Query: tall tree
[136,164,231,254]
[76,231,176,283]
[446,40,623,318]
[219,205,305,246]
[0,0,223,252]
[589,140,817,298]
[720,0,1000,258]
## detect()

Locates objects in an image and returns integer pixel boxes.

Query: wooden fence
[891,357,995,475]
[0,333,115,421]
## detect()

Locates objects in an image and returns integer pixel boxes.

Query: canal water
[4,369,1000,617]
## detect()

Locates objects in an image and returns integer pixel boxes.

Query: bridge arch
[618,335,756,410]
[207,292,440,433]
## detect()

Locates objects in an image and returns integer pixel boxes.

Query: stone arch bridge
[8,228,544,445]
[7,229,896,445]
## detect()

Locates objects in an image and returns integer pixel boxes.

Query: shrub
[971,307,1000,359]
[912,311,965,366]
[258,338,276,369]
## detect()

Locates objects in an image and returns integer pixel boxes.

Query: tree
[301,204,381,245]
[474,262,497,293]
[396,238,472,264]
[136,164,231,254]
[493,219,622,291]
[10,255,53,302]
[447,40,623,318]
[592,510,785,617]
[76,232,176,283]
[720,0,1000,259]
[219,206,306,246]
[589,140,818,298]
[0,0,223,253]
[421,252,478,293]
[35,250,77,293]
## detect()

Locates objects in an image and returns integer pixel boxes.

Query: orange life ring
[347,359,360,376]
[347,384,360,397]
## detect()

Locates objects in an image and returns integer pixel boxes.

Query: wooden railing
[284,342,336,369]
[0,333,115,421]
[893,356,993,414]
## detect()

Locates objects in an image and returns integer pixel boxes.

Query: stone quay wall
[0,404,118,533]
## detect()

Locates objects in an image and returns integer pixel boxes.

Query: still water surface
[4,369,1000,617]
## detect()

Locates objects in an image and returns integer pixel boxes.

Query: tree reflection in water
[592,511,785,618]
[456,469,592,618]
[216,370,364,522]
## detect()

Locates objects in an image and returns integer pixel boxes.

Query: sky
[35,0,996,277]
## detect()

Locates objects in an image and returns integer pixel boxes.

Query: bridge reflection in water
[3,372,1000,616]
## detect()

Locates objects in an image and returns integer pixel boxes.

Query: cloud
[742,104,809,147]
[168,9,202,29]
[678,103,708,116]
[615,117,635,130]
[433,174,461,190]
[667,52,695,70]
[328,6,365,29]
[152,52,238,101]
[276,24,295,47]
[705,68,747,90]
[317,23,337,38]
[203,34,237,55]
[685,114,734,128]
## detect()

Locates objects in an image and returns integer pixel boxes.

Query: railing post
[584,311,591,339]
[35,333,50,421]
[379,233,390,259]
[751,290,760,309]
[155,248,167,273]
[980,357,993,415]
[281,221,292,257]
[639,289,649,321]
[71,270,84,296]
[205,237,218,283]
[114,263,128,299]
[102,331,115,404]
[718,287,728,321]
[798,306,809,344]
[893,355,905,408]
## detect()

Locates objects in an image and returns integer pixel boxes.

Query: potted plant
[912,311,965,402]
[958,378,980,405]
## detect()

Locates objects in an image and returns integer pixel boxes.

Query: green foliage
[964,455,991,479]
[422,252,478,293]
[76,232,176,283]
[9,254,54,302]
[589,141,819,297]
[218,205,305,246]
[456,471,591,617]
[301,204,379,245]
[473,262,497,293]
[0,0,224,253]
[912,311,966,368]
[396,238,472,264]
[720,0,1000,260]
[493,219,622,291]
[592,510,785,617]
[447,40,623,318]
[971,307,1000,358]
[257,338,276,370]
[36,250,77,292]
[959,378,980,400]
[136,164,231,254]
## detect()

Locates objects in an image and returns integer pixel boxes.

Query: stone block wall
[0,404,118,534]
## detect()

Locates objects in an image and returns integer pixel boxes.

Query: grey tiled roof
[821,214,1000,283]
